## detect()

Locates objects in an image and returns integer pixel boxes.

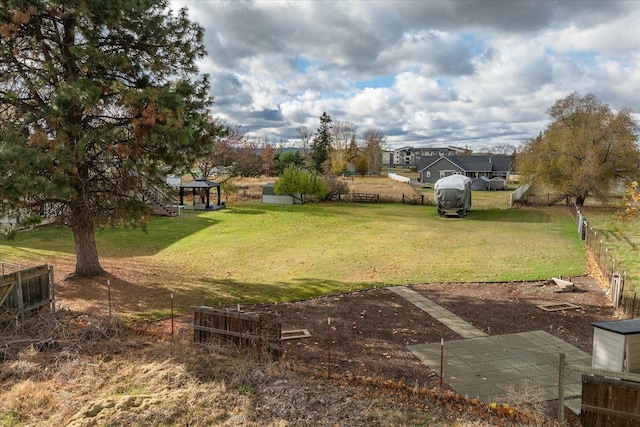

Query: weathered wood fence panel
[193,306,281,356]
[0,265,54,313]
[580,374,640,426]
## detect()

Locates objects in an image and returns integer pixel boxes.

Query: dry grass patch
[343,175,420,202]
[0,310,545,426]
[229,174,419,203]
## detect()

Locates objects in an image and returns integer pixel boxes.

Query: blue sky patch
[354,75,395,90]
[296,57,322,74]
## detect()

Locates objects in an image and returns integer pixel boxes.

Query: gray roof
[180,178,220,188]
[593,318,640,335]
[418,155,511,173]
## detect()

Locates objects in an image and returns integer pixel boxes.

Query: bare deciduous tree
[362,129,386,175]
[296,126,313,158]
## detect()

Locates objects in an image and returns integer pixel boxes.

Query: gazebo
[179,178,222,209]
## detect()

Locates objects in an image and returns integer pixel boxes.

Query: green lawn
[1,202,586,316]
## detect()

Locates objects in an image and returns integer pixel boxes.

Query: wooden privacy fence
[580,374,640,426]
[193,306,282,357]
[0,264,54,314]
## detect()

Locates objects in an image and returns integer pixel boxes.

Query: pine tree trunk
[71,195,104,277]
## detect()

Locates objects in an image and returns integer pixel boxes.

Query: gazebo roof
[180,178,220,189]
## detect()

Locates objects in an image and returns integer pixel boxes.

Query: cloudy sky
[169,0,640,151]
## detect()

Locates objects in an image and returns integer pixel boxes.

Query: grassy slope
[1,202,585,316]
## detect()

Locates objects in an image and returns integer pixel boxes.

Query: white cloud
[171,0,640,150]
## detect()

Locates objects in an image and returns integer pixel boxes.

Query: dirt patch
[57,271,617,386]
[240,276,616,388]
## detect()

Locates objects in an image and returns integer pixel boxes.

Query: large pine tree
[0,0,222,276]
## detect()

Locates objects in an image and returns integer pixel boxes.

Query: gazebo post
[179,187,184,205]
[205,189,211,209]
[217,186,221,206]
[192,188,196,206]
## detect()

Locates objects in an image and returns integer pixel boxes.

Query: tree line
[197,112,386,179]
[196,111,387,203]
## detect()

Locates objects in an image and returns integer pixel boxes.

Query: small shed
[179,178,222,210]
[472,176,490,191]
[262,183,302,205]
[592,318,640,373]
[489,177,507,191]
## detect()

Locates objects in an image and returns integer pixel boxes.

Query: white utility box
[592,318,640,373]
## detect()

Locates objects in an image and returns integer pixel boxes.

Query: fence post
[577,211,584,239]
[327,317,332,379]
[49,265,56,313]
[16,270,24,311]
[611,259,616,283]
[598,240,602,264]
[171,292,174,341]
[584,221,588,245]
[107,279,112,318]
[558,352,565,425]
[440,338,444,388]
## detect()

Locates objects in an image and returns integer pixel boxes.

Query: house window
[440,170,446,178]
[426,171,430,178]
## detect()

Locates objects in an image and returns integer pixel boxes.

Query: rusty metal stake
[107,279,112,318]
[440,338,444,388]
[171,292,174,341]
[327,317,332,379]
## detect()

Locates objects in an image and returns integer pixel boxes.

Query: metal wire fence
[568,206,638,317]
[411,332,640,424]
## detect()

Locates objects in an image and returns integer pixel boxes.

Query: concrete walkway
[409,331,591,405]
[387,286,488,338]
[387,285,590,412]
